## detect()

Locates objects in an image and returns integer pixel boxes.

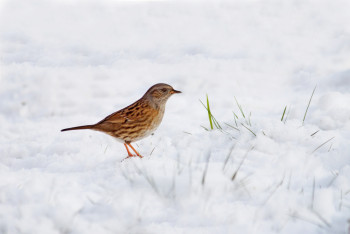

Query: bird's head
[144,83,181,107]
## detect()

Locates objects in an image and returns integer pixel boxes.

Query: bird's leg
[124,143,134,158]
[128,143,143,158]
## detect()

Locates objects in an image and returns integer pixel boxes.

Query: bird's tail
[61,125,95,132]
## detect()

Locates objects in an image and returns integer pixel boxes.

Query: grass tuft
[200,95,222,130]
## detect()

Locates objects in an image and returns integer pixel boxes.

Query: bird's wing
[92,109,137,133]
[97,110,134,124]
[97,100,143,125]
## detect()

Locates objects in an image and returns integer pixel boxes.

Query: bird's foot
[123,143,143,161]
[121,154,143,161]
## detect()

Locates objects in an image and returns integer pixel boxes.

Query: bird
[61,83,181,159]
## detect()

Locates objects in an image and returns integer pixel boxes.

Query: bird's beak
[171,89,182,94]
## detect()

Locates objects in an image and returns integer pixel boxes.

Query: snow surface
[1,0,350,233]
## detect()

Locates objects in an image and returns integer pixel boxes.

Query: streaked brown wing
[97,99,144,125]
[98,110,132,124]
[94,108,139,133]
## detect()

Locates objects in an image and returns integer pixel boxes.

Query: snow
[1,0,350,233]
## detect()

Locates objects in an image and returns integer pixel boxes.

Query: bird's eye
[161,88,167,93]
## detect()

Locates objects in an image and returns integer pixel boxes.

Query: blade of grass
[233,112,239,127]
[311,177,315,209]
[284,106,291,124]
[202,152,211,186]
[232,111,239,119]
[225,122,240,131]
[310,209,331,228]
[201,125,209,131]
[200,97,222,130]
[212,115,222,129]
[241,123,256,137]
[290,213,326,229]
[134,165,160,195]
[261,176,284,206]
[234,96,245,118]
[281,106,287,121]
[310,130,319,137]
[328,143,333,152]
[327,171,339,187]
[206,94,213,129]
[303,86,317,125]
[231,147,253,181]
[223,144,236,171]
[287,171,292,190]
[311,137,335,154]
[149,147,156,156]
[248,112,252,126]
[104,145,108,154]
[200,100,213,130]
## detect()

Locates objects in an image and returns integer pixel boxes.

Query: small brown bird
[61,83,181,159]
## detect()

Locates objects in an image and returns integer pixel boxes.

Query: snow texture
[1,0,350,233]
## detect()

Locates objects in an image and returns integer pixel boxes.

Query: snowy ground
[1,0,350,233]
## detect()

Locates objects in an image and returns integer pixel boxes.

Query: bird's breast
[142,106,165,135]
[116,105,165,143]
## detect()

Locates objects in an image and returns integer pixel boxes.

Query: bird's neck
[150,100,166,111]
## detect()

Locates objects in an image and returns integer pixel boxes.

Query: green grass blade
[200,96,221,130]
[248,112,252,126]
[225,123,240,131]
[234,96,245,118]
[206,95,214,130]
[232,111,239,127]
[200,99,213,130]
[281,106,287,121]
[284,106,291,124]
[201,125,209,131]
[241,123,256,136]
[212,116,222,129]
[303,86,317,125]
